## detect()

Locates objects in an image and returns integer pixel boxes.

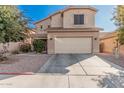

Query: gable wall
[63,9,96,28]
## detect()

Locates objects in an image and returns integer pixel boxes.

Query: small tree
[117,27,124,45]
[113,5,124,44]
[0,5,29,58]
[112,5,124,58]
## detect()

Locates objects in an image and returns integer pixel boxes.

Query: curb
[38,55,56,73]
[0,72,34,75]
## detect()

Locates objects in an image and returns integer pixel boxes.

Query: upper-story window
[48,25,50,28]
[40,25,43,30]
[74,14,84,25]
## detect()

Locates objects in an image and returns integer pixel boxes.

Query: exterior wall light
[50,38,52,40]
[94,38,97,40]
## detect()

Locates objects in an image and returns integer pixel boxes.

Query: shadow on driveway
[43,54,92,74]
[42,54,97,74]
[42,54,124,74]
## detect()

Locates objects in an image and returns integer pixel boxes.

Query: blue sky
[18,5,116,32]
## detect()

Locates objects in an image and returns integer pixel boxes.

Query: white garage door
[55,37,92,53]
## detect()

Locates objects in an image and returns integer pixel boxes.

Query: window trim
[74,14,84,25]
[40,25,43,30]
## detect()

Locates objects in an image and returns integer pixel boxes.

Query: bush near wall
[19,43,31,53]
[33,39,45,53]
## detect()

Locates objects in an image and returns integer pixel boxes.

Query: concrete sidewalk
[0,74,118,88]
[0,73,123,88]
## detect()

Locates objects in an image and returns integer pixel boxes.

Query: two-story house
[34,6,102,54]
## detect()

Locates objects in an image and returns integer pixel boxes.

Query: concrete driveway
[0,54,124,88]
[40,54,124,76]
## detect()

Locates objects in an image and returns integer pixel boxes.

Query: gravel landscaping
[0,53,51,74]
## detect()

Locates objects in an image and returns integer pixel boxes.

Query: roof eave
[46,27,103,32]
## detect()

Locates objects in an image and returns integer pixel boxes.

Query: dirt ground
[0,53,51,74]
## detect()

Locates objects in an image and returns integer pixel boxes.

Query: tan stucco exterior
[34,6,97,31]
[47,31,99,54]
[35,18,51,32]
[63,9,96,28]
[100,36,117,53]
[34,6,101,54]
[51,13,63,28]
[100,32,124,55]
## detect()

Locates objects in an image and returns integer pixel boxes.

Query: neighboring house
[100,32,124,55]
[34,6,102,54]
[99,32,111,39]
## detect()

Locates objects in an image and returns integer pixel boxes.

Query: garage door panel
[55,37,92,53]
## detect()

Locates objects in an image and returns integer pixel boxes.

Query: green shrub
[19,43,31,53]
[33,39,45,53]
